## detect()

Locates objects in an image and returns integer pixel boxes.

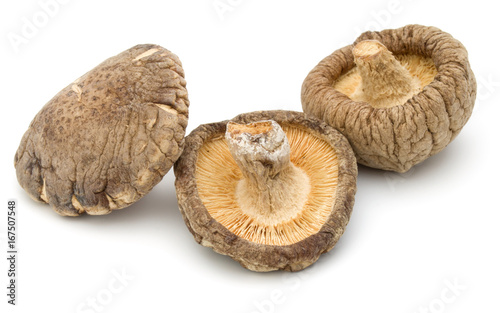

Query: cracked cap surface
[14,44,189,216]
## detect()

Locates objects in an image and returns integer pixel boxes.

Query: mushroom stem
[226,120,308,217]
[353,40,415,107]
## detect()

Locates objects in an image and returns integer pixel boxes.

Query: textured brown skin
[174,110,357,272]
[15,44,189,216]
[301,25,476,172]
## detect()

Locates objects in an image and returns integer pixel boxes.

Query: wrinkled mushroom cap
[174,110,357,272]
[301,24,476,172]
[14,44,189,216]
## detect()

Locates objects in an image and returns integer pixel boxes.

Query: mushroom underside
[301,25,477,173]
[174,110,358,272]
[195,125,339,246]
[334,54,437,108]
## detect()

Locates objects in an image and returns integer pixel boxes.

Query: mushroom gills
[333,40,437,108]
[195,122,339,246]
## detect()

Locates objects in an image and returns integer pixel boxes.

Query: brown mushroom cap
[14,44,189,216]
[301,24,476,172]
[174,110,357,272]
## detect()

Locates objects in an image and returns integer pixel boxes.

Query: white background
[1,0,499,312]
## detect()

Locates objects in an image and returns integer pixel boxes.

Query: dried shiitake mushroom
[14,44,189,216]
[174,111,357,272]
[302,25,476,172]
